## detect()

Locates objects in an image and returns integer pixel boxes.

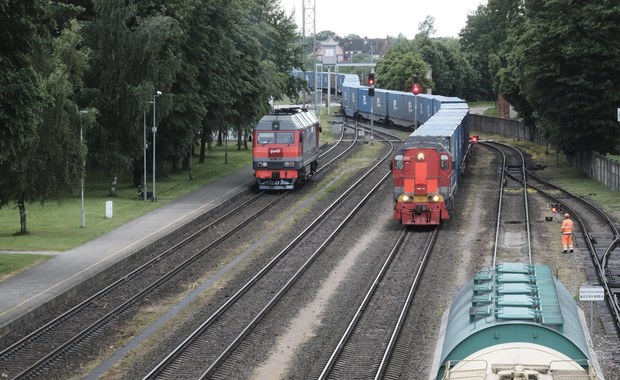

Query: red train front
[252,108,320,190]
[391,142,454,225]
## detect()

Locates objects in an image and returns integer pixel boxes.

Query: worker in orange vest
[561,213,574,254]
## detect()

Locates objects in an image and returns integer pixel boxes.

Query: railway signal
[470,135,479,144]
[368,73,375,97]
[412,82,422,95]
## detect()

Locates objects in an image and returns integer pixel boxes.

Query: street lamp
[152,91,162,201]
[79,110,88,227]
[143,110,148,200]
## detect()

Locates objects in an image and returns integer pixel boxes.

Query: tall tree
[460,0,521,100]
[418,15,436,37]
[493,7,536,130]
[83,0,182,194]
[517,0,620,154]
[196,0,244,162]
[0,1,89,233]
[375,43,431,92]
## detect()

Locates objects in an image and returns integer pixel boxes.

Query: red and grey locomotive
[391,103,470,225]
[252,108,320,190]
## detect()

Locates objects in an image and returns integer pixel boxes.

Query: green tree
[196,0,245,162]
[460,0,521,100]
[83,0,182,194]
[316,30,337,41]
[493,10,536,130]
[0,1,89,233]
[377,40,433,92]
[145,0,205,177]
[418,15,436,37]
[517,0,620,154]
[414,35,477,98]
[375,42,430,92]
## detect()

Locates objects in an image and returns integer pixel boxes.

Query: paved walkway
[0,167,254,333]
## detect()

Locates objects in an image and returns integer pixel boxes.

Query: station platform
[0,167,254,337]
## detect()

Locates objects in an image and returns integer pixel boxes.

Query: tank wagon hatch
[432,263,600,380]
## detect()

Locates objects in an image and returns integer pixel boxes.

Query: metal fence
[470,114,620,192]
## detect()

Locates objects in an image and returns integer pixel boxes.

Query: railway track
[143,133,396,379]
[485,140,620,363]
[483,141,533,266]
[0,126,361,380]
[316,228,438,380]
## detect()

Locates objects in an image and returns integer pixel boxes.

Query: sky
[278,0,487,39]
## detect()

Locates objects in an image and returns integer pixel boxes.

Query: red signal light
[412,83,422,95]
[470,135,479,144]
[368,73,375,87]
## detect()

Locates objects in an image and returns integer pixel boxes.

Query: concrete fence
[470,114,620,192]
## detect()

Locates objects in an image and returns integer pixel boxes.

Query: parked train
[431,263,600,380]
[252,107,320,190]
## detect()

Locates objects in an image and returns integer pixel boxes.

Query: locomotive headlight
[258,162,268,167]
[432,195,440,202]
[402,195,410,202]
[284,161,294,167]
[417,152,425,161]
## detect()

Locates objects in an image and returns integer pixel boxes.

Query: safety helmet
[564,213,570,218]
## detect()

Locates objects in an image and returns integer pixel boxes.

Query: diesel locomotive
[336,72,471,226]
[391,101,470,225]
[252,107,320,190]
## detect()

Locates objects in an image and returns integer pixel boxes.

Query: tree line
[373,1,620,157]
[0,0,305,232]
[2,0,619,233]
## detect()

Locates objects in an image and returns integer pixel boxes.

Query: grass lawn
[0,253,52,282]
[0,107,338,280]
[0,144,252,255]
[469,100,499,117]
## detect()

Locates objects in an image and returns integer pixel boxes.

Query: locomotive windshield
[257,132,294,144]
[277,132,294,144]
[257,132,274,144]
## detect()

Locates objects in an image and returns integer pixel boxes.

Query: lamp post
[143,110,148,200]
[79,110,88,227]
[152,91,162,201]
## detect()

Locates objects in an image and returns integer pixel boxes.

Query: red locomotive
[391,104,470,225]
[252,108,320,190]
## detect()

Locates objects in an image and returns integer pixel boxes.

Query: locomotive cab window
[258,132,275,144]
[440,154,449,170]
[276,132,294,144]
[394,154,404,170]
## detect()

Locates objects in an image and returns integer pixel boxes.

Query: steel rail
[145,136,395,379]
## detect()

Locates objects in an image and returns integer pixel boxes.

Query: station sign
[579,286,604,301]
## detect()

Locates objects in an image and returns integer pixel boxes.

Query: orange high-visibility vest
[561,218,574,235]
